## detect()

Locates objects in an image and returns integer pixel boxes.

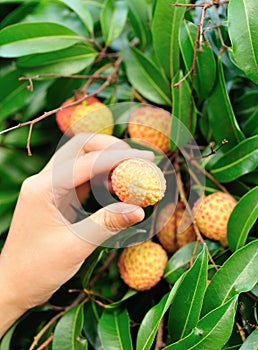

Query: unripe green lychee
[193,192,237,245]
[71,98,114,135]
[156,202,196,253]
[111,158,166,207]
[128,106,172,153]
[118,240,168,291]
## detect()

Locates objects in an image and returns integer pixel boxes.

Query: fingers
[42,133,131,172]
[52,148,154,194]
[71,202,145,245]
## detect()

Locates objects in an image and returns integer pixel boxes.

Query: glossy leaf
[202,240,258,316]
[243,108,258,137]
[163,296,238,350]
[228,186,258,251]
[80,247,104,288]
[83,302,102,350]
[209,136,258,182]
[228,0,258,84]
[179,20,216,102]
[101,0,128,46]
[170,70,197,150]
[0,22,82,57]
[105,290,137,309]
[168,247,208,342]
[0,69,34,120]
[136,275,184,350]
[98,308,133,350]
[57,0,94,33]
[53,304,87,350]
[126,0,151,49]
[123,46,171,105]
[0,322,17,349]
[239,328,258,350]
[17,45,97,75]
[152,0,187,80]
[207,57,245,151]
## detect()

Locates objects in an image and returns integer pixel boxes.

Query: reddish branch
[0,55,123,156]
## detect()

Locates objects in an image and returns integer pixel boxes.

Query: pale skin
[0,133,154,338]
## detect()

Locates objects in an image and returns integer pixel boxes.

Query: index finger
[42,133,131,172]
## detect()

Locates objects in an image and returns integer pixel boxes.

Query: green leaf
[202,240,258,316]
[243,108,258,137]
[208,136,258,182]
[207,56,245,151]
[168,248,208,342]
[179,20,216,102]
[0,22,82,57]
[101,0,128,46]
[0,322,17,349]
[123,46,171,105]
[228,0,258,84]
[0,68,33,120]
[228,186,258,251]
[53,304,87,350]
[80,247,104,288]
[136,275,185,350]
[126,0,151,49]
[98,308,133,350]
[104,290,137,309]
[239,328,258,350]
[170,70,197,150]
[17,45,97,75]
[152,0,187,80]
[83,301,102,350]
[163,296,238,350]
[57,0,94,33]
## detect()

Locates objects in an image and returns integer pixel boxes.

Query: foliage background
[0,0,257,349]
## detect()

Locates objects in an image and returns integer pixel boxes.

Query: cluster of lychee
[56,96,237,292]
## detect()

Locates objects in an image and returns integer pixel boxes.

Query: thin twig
[202,139,228,158]
[0,55,123,156]
[174,154,218,270]
[154,317,166,350]
[36,334,54,350]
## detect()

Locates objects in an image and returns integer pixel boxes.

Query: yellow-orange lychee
[128,106,172,153]
[118,240,168,291]
[193,192,237,245]
[70,97,113,135]
[111,158,166,207]
[156,202,196,253]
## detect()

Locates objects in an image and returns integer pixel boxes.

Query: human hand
[0,133,154,336]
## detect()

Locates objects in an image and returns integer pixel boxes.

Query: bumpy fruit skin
[156,202,196,253]
[111,158,166,207]
[118,240,168,291]
[56,96,113,135]
[193,192,237,245]
[70,97,113,135]
[56,97,77,134]
[128,106,172,153]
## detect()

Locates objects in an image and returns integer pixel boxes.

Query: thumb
[71,202,145,245]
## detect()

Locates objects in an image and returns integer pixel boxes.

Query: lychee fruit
[70,97,114,135]
[156,202,196,253]
[56,97,78,134]
[128,106,172,153]
[111,158,166,207]
[118,240,168,291]
[56,96,114,136]
[193,192,237,245]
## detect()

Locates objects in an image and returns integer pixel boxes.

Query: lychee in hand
[111,158,166,207]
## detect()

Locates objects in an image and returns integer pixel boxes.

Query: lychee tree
[0,0,258,349]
